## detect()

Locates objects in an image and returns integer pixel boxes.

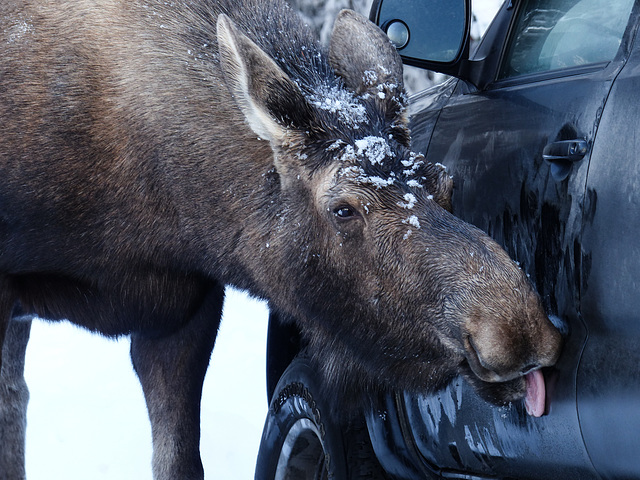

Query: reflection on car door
[576,23,640,477]
[405,1,637,478]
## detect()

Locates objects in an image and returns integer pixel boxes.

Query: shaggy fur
[0,1,561,478]
[0,311,30,480]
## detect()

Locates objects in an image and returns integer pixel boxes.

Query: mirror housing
[370,0,477,84]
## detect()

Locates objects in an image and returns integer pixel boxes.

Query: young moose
[0,0,562,477]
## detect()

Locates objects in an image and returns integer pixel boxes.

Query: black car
[255,0,640,479]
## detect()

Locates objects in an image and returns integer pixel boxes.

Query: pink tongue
[524,369,546,417]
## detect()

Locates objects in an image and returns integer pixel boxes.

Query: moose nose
[463,335,511,382]
[464,334,550,383]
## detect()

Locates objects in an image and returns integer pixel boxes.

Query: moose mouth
[463,337,548,417]
[463,361,548,418]
[523,369,546,417]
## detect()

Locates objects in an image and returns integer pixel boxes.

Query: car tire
[254,353,388,480]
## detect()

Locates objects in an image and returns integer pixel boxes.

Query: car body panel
[262,1,640,478]
[578,35,640,478]
[366,1,640,479]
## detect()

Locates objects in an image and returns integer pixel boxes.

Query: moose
[0,0,562,478]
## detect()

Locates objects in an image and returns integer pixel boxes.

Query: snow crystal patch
[353,136,393,166]
[327,140,345,151]
[399,193,417,209]
[339,165,364,177]
[376,82,398,100]
[365,175,396,189]
[401,158,415,168]
[338,165,395,189]
[338,136,393,167]
[363,70,378,85]
[407,179,423,188]
[403,229,413,240]
[335,137,398,189]
[339,145,357,163]
[403,215,421,229]
[307,85,367,128]
[402,152,425,177]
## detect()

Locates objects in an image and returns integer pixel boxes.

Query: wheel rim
[275,418,328,480]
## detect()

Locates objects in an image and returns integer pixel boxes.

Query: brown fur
[0,1,561,478]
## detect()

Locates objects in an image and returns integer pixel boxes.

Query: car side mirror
[370,0,473,80]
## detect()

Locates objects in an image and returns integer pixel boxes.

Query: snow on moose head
[217,9,562,415]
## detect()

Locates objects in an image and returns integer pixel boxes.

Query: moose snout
[463,314,563,384]
[464,335,542,383]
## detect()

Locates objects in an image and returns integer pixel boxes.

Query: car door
[575,27,640,479]
[396,1,638,479]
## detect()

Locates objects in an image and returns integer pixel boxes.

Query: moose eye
[333,205,358,220]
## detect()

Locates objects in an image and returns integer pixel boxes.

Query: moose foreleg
[130,283,224,480]
[0,311,32,480]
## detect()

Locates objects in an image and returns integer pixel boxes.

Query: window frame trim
[488,61,611,90]
[487,0,639,89]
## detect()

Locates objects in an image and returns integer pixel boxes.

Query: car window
[499,0,635,79]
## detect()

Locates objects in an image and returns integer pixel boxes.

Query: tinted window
[499,0,635,79]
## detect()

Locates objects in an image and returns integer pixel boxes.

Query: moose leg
[130,283,224,480]
[0,279,15,379]
[0,309,33,480]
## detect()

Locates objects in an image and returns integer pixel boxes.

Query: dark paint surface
[578,38,640,479]
[366,0,640,478]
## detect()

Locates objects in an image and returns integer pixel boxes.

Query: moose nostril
[464,336,504,381]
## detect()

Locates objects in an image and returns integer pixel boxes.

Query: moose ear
[329,10,404,98]
[217,14,304,145]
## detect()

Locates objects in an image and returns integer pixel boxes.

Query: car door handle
[542,139,589,163]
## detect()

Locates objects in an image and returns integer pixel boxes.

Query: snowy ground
[25,288,269,480]
[23,2,503,479]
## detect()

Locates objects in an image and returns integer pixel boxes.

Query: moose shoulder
[0,0,562,478]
